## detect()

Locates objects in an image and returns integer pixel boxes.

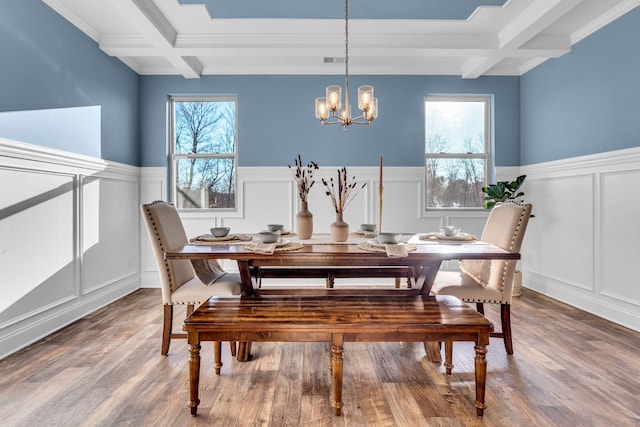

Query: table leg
[474,338,489,417]
[331,333,344,416]
[416,261,445,363]
[236,341,252,362]
[187,333,201,416]
[423,341,442,363]
[326,272,335,288]
[414,260,442,296]
[237,260,255,296]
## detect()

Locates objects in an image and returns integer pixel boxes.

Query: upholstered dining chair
[431,202,532,356]
[141,200,242,356]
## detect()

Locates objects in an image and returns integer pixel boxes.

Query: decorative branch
[321,167,366,214]
[288,154,319,203]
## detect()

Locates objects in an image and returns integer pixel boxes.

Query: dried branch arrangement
[288,154,319,202]
[321,167,366,214]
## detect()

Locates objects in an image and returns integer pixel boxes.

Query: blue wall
[521,7,640,165]
[4,1,640,169]
[1,0,522,168]
[140,75,520,167]
[0,0,140,165]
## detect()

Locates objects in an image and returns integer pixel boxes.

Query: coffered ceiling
[43,0,640,79]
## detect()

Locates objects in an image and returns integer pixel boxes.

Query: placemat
[418,232,477,242]
[190,234,253,245]
[357,242,417,254]
[244,241,305,253]
[350,230,377,238]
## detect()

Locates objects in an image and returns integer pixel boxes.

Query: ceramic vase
[330,213,349,242]
[296,201,313,240]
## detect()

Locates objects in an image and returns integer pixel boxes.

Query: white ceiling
[43,0,640,79]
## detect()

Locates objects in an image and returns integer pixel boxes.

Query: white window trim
[424,94,493,211]
[169,96,239,212]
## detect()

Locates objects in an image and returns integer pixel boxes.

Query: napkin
[191,260,229,285]
[253,242,277,254]
[385,243,408,258]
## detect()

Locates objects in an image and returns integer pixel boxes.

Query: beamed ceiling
[43,0,640,78]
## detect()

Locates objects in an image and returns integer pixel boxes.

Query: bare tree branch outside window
[425,96,490,209]
[172,98,237,209]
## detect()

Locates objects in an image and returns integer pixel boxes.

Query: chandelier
[314,0,378,128]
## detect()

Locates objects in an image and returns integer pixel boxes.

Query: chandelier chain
[344,0,349,81]
[344,0,349,105]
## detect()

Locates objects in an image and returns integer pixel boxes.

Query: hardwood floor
[1,288,639,426]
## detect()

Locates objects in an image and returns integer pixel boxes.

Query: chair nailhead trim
[143,201,176,294]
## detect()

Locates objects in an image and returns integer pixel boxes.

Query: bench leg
[188,334,201,416]
[331,334,344,416]
[213,341,222,375]
[474,342,488,417]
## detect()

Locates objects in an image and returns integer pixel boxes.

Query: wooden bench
[183,294,493,417]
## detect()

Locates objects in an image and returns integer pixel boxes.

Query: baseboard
[0,276,139,360]
[524,272,640,333]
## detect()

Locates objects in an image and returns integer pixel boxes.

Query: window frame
[169,95,239,212]
[424,94,493,211]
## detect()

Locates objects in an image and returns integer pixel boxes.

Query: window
[425,95,491,209]
[170,97,237,210]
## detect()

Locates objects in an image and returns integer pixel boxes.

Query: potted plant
[481,174,528,209]
[482,174,531,296]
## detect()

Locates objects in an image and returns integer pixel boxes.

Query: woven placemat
[245,242,305,252]
[350,230,377,238]
[357,242,417,253]
[190,234,253,245]
[419,232,477,242]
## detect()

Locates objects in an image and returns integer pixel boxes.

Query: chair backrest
[141,201,196,304]
[460,202,532,301]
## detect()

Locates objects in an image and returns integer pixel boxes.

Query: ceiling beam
[461,0,584,78]
[107,0,202,78]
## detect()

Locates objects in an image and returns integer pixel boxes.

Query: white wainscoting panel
[522,147,640,332]
[525,174,594,290]
[0,138,140,359]
[600,169,640,305]
[139,167,167,288]
[82,174,140,294]
[0,169,77,317]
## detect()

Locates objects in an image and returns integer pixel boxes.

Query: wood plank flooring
[1,288,640,426]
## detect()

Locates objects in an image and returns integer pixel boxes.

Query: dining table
[163,232,519,297]
[164,232,519,362]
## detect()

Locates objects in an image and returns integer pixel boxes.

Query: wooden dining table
[163,234,520,297]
